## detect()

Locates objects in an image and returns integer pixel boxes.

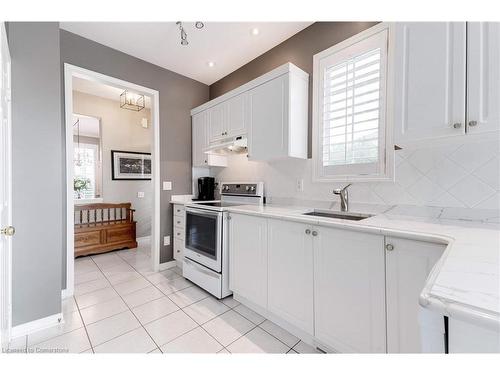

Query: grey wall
[8,22,63,326]
[60,30,209,263]
[209,22,378,156]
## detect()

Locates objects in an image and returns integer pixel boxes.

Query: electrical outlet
[163,181,172,191]
[137,191,145,198]
[163,236,170,246]
[296,179,304,192]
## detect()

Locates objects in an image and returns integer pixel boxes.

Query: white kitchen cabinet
[314,226,386,353]
[267,219,314,335]
[225,93,247,138]
[173,204,186,262]
[192,111,227,167]
[228,213,268,308]
[393,22,467,144]
[466,22,500,134]
[208,103,226,143]
[247,69,308,161]
[207,95,247,144]
[385,236,445,353]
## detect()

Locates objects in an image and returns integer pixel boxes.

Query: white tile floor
[8,240,321,354]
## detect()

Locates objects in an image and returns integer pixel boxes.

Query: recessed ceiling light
[251,28,260,36]
[207,61,215,68]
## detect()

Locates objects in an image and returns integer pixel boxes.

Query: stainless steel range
[183,182,264,299]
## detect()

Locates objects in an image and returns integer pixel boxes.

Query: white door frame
[0,22,12,348]
[63,63,161,298]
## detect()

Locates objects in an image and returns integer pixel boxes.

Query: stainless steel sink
[302,209,373,221]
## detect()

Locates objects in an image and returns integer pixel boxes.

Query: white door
[385,236,445,353]
[393,22,467,144]
[224,94,247,138]
[0,22,13,350]
[247,75,288,161]
[208,104,226,143]
[314,226,386,353]
[467,22,500,134]
[192,112,208,167]
[228,213,267,308]
[267,219,314,335]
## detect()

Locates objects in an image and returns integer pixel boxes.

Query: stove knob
[250,186,256,192]
[245,186,250,191]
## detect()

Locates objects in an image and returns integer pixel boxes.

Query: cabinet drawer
[173,215,185,228]
[173,205,185,217]
[174,238,184,260]
[174,227,184,241]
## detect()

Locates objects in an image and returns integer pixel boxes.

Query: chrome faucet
[333,184,351,212]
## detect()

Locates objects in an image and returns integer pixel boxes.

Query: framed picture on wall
[111,150,152,180]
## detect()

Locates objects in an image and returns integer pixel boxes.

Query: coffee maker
[195,177,215,201]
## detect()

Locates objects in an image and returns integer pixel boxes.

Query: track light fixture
[175,21,205,46]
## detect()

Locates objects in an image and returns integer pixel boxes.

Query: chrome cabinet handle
[386,243,394,251]
[468,120,478,127]
[305,229,311,235]
[312,230,318,236]
[452,123,462,129]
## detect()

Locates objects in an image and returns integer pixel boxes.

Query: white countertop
[170,195,196,205]
[225,203,500,330]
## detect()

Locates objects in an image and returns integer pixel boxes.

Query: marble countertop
[225,203,500,330]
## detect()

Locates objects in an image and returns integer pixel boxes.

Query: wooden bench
[74,203,138,257]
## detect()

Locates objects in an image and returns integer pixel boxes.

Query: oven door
[184,207,222,273]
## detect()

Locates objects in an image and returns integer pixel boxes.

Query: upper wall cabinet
[247,67,308,161]
[466,22,500,134]
[192,112,227,168]
[393,22,500,145]
[393,22,467,144]
[191,63,309,163]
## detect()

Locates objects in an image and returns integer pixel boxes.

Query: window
[74,142,99,199]
[73,114,102,201]
[313,25,393,181]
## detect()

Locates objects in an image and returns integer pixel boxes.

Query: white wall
[213,134,500,210]
[73,91,152,237]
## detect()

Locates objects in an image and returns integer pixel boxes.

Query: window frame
[312,23,395,182]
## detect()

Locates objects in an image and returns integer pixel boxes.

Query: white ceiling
[73,76,152,108]
[60,22,313,85]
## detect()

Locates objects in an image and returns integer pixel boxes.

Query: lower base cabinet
[228,213,268,308]
[267,219,314,335]
[313,226,386,353]
[385,236,445,353]
[228,212,447,353]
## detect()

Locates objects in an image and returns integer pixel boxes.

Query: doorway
[63,64,160,298]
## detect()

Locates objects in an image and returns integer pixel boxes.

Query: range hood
[204,136,248,155]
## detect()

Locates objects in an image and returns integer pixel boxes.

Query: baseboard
[137,236,151,244]
[11,312,63,338]
[158,260,177,271]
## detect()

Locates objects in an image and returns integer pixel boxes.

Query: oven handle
[185,207,222,218]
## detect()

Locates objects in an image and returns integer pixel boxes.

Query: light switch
[163,181,172,191]
[137,191,145,198]
[163,236,170,246]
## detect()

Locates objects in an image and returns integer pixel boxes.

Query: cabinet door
[248,75,289,161]
[467,22,500,134]
[225,94,247,137]
[385,237,445,353]
[393,22,466,143]
[314,226,386,353]
[228,213,268,308]
[192,112,208,167]
[267,219,314,335]
[208,104,226,143]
